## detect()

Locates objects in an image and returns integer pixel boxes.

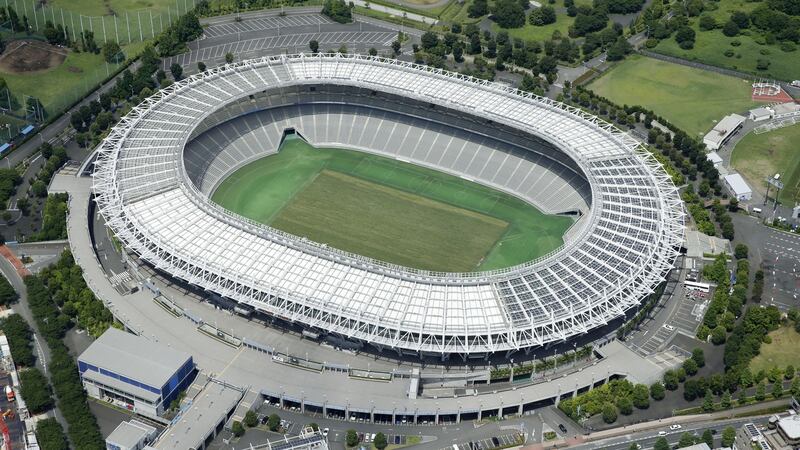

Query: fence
[0,0,199,45]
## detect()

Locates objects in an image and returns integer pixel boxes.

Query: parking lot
[762,232,800,311]
[170,31,398,66]
[203,14,334,38]
[443,433,522,450]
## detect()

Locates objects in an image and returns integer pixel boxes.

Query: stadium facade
[92,54,684,357]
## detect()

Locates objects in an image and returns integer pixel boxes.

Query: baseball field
[212,136,573,272]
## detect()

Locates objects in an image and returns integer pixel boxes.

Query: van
[658,431,667,436]
[753,207,762,214]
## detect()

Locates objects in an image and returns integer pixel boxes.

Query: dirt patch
[0,39,67,74]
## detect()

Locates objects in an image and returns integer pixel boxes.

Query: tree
[267,414,281,431]
[722,20,740,37]
[309,39,320,54]
[19,368,53,414]
[678,432,697,448]
[674,26,696,48]
[772,379,784,398]
[232,421,245,437]
[35,418,68,450]
[786,365,796,380]
[601,402,617,423]
[606,36,632,61]
[731,10,749,28]
[632,384,650,409]
[711,325,727,345]
[421,31,439,50]
[701,429,714,448]
[0,275,17,306]
[654,437,670,450]
[692,348,705,367]
[529,6,557,25]
[346,429,359,447]
[368,47,378,56]
[244,410,258,428]
[101,41,123,63]
[721,426,736,447]
[650,382,666,400]
[31,180,47,197]
[755,381,766,401]
[492,0,526,28]
[628,444,639,450]
[734,244,748,260]
[616,396,633,415]
[702,389,715,412]
[391,40,402,55]
[468,0,489,17]
[664,370,680,390]
[170,63,183,81]
[698,14,716,30]
[321,0,353,23]
[374,432,388,450]
[791,376,800,398]
[721,390,732,408]
[225,52,234,63]
[197,61,206,72]
[683,358,698,376]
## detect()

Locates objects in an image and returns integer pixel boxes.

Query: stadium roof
[92,54,684,355]
[79,328,192,389]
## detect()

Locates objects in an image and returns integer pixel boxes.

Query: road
[0,253,68,431]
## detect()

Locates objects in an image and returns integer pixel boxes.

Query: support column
[456,410,461,424]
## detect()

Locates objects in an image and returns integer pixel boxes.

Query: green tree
[197,61,206,72]
[225,52,234,63]
[374,432,388,450]
[529,6,557,25]
[243,410,258,428]
[616,396,633,415]
[101,40,123,63]
[702,389,715,412]
[321,0,353,23]
[628,444,639,450]
[267,414,280,431]
[19,368,53,414]
[346,429,359,448]
[772,380,784,399]
[34,418,68,450]
[170,62,183,81]
[785,365,795,380]
[468,0,489,17]
[650,382,666,400]
[308,423,319,431]
[309,39,320,54]
[683,358,698,376]
[632,384,650,409]
[701,429,714,448]
[678,432,696,448]
[654,437,670,450]
[721,390,732,408]
[791,376,800,398]
[711,325,727,345]
[601,402,617,423]
[755,381,766,401]
[721,426,736,447]
[391,40,402,55]
[0,275,17,306]
[492,0,526,28]
[722,20,739,36]
[734,244,748,259]
[691,348,705,367]
[232,421,245,437]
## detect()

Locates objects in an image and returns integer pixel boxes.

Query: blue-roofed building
[78,328,195,419]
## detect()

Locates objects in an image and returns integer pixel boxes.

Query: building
[724,173,753,201]
[706,151,724,168]
[78,328,195,419]
[106,420,158,450]
[735,423,772,450]
[749,107,774,122]
[677,444,710,450]
[777,415,800,446]
[703,114,746,150]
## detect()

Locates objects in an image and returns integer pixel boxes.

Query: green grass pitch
[588,55,758,138]
[731,125,800,205]
[212,136,573,272]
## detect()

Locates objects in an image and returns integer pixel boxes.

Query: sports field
[750,325,800,374]
[731,125,800,205]
[212,137,573,272]
[588,55,758,137]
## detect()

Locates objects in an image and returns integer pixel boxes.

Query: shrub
[601,403,618,423]
[756,58,770,70]
[731,39,742,46]
[780,41,797,52]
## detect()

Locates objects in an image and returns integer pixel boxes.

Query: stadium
[92,53,684,358]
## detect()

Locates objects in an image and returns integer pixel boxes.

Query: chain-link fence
[0,0,199,45]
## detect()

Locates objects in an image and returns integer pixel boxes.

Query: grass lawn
[731,124,800,205]
[212,137,572,272]
[491,11,575,43]
[750,325,800,374]
[588,54,758,137]
[47,0,182,16]
[651,0,800,81]
[0,42,144,119]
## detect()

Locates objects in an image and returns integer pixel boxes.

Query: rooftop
[779,415,800,439]
[704,114,745,146]
[79,328,192,389]
[107,420,157,447]
[724,173,752,195]
[706,151,723,165]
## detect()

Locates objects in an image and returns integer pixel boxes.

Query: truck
[5,386,14,402]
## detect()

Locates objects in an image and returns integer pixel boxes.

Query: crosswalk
[203,14,334,38]
[108,271,132,287]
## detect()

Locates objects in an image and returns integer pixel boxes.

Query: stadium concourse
[91,54,684,357]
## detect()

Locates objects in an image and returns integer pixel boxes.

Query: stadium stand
[94,54,684,356]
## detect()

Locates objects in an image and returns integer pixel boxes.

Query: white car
[322,428,329,437]
[792,80,800,87]
[669,424,682,431]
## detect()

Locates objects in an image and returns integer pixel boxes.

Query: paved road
[0,253,69,431]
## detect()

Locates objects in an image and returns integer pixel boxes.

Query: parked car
[322,428,329,437]
[558,424,568,433]
[669,424,682,431]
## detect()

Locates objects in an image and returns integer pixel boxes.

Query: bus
[684,280,711,293]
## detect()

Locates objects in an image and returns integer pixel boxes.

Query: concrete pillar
[323,404,327,418]
[279,394,285,408]
[301,397,305,414]
[435,411,439,424]
[456,410,461,424]
[392,411,396,425]
[370,409,375,423]
[413,410,418,425]
[517,403,523,416]
[478,409,482,421]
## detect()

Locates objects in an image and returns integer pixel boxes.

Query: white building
[749,107,774,122]
[106,420,158,450]
[706,151,723,168]
[724,173,753,201]
[704,114,746,150]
